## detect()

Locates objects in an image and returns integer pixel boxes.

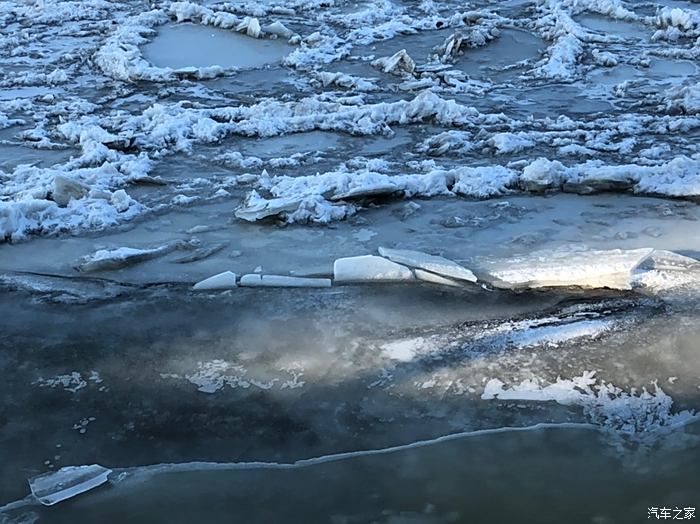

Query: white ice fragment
[192,271,238,290]
[237,17,261,38]
[52,175,88,207]
[334,255,414,282]
[76,243,181,272]
[414,269,463,287]
[371,49,415,75]
[476,248,654,290]
[239,274,331,287]
[331,183,399,201]
[378,247,477,282]
[234,191,301,221]
[263,21,293,39]
[29,464,112,506]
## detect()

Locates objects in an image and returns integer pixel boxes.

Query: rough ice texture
[3,0,700,242]
[475,247,654,290]
[193,271,238,290]
[334,255,415,282]
[378,247,477,282]
[481,371,695,435]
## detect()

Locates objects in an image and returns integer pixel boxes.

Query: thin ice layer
[475,247,654,290]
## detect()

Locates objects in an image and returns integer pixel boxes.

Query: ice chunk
[75,242,182,272]
[334,255,414,282]
[52,175,88,207]
[239,274,331,287]
[414,269,463,287]
[475,248,654,290]
[29,464,112,506]
[263,21,293,39]
[193,271,238,290]
[331,183,399,201]
[378,247,477,282]
[237,17,261,38]
[234,191,301,222]
[371,49,415,75]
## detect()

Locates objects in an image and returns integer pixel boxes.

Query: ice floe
[474,247,653,290]
[377,247,477,282]
[28,465,112,506]
[239,274,331,287]
[334,255,415,282]
[75,242,185,272]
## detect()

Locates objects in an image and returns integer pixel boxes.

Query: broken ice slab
[474,247,654,290]
[638,250,700,272]
[239,274,331,287]
[330,183,400,201]
[414,268,463,287]
[234,193,301,222]
[632,250,700,296]
[333,255,414,283]
[263,21,294,39]
[193,271,238,290]
[378,247,477,282]
[371,49,416,75]
[75,242,185,272]
[29,464,112,506]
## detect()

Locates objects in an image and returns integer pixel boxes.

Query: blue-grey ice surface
[2,0,700,521]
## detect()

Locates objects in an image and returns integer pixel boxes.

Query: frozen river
[2,0,700,521]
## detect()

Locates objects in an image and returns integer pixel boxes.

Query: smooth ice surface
[239,274,331,287]
[333,255,414,282]
[378,246,477,282]
[193,271,238,290]
[142,23,290,70]
[476,247,654,290]
[28,465,111,506]
[413,268,463,287]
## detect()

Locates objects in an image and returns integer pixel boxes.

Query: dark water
[7,423,700,524]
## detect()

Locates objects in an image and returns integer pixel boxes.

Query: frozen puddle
[142,23,291,70]
[575,14,649,39]
[455,28,545,77]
